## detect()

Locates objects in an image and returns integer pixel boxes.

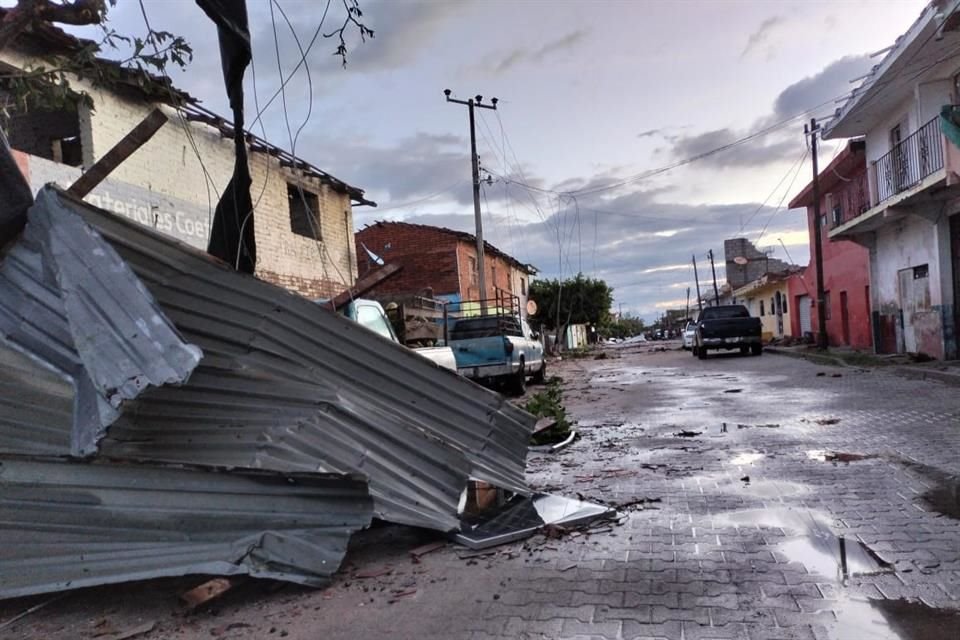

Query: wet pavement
[3,343,960,639]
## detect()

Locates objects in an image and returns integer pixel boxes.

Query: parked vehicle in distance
[449,312,545,395]
[319,298,458,371]
[693,305,762,359]
[681,322,696,350]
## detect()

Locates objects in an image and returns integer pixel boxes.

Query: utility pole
[805,118,828,350]
[685,287,690,320]
[692,254,703,312]
[445,89,498,310]
[707,249,720,305]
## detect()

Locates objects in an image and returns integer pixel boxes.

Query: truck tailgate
[451,336,508,369]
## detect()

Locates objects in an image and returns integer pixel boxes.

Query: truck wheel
[751,344,763,356]
[692,345,698,357]
[697,347,708,360]
[511,357,527,395]
[532,360,546,384]
[740,346,749,356]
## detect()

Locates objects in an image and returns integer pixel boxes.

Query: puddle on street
[922,478,960,520]
[729,452,764,465]
[716,508,891,579]
[825,597,960,640]
[894,460,960,520]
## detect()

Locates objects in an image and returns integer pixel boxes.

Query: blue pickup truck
[449,314,546,394]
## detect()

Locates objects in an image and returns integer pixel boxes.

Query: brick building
[355,221,537,312]
[0,12,372,300]
[787,140,873,350]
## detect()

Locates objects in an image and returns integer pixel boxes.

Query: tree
[529,274,613,351]
[603,313,646,340]
[0,0,373,116]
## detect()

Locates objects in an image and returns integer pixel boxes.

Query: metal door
[898,267,918,353]
[798,295,812,335]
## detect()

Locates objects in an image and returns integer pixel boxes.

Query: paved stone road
[4,345,960,639]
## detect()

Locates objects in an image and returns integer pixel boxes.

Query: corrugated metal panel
[0,190,202,456]
[6,187,535,532]
[0,456,373,599]
[0,343,72,455]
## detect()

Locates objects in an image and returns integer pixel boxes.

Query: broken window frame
[288,182,323,240]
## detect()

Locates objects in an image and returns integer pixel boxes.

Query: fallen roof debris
[0,178,537,599]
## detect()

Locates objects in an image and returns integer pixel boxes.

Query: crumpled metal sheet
[0,190,202,456]
[0,456,373,600]
[45,185,535,531]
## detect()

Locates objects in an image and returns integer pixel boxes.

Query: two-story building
[825,0,960,359]
[787,140,873,349]
[0,11,371,300]
[355,220,537,314]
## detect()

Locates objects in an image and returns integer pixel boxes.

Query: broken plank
[179,577,237,610]
[68,109,168,198]
[324,263,401,311]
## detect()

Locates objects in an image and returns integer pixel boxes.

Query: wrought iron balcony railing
[875,117,944,204]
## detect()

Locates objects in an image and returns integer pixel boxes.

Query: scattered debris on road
[674,430,702,438]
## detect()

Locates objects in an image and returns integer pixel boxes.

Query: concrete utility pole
[685,287,690,320]
[692,254,703,312]
[708,249,720,305]
[805,118,828,350]
[445,89,497,308]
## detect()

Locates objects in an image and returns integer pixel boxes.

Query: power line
[372,180,467,213]
[753,148,809,245]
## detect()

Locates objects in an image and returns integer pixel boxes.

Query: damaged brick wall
[5,71,359,300]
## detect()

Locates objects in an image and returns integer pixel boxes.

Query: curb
[766,347,960,387]
[764,347,849,368]
[890,366,960,387]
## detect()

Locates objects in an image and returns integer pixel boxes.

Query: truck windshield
[701,306,750,320]
[355,303,397,341]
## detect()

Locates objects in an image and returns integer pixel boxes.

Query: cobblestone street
[5,344,960,639]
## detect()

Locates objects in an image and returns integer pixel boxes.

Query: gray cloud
[661,53,875,170]
[772,54,874,119]
[742,16,785,58]
[637,128,662,139]
[660,128,800,168]
[486,29,590,74]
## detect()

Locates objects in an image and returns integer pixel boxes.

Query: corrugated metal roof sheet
[5,186,535,532]
[0,189,202,456]
[0,456,372,599]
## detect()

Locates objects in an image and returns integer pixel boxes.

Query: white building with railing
[825,0,960,359]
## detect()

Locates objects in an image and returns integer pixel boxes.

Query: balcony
[874,116,944,204]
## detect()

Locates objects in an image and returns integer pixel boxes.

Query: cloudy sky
[68,0,925,319]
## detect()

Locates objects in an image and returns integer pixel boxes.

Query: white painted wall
[873,216,941,311]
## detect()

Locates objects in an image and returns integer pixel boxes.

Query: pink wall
[788,144,873,349]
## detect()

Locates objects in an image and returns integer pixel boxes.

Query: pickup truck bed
[450,315,545,394]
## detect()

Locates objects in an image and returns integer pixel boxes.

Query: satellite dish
[526,299,538,315]
[733,256,749,265]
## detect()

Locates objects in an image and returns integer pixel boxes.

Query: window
[288,184,322,239]
[759,300,765,316]
[468,256,478,285]
[0,91,84,167]
[521,277,527,295]
[783,296,788,314]
[832,204,843,226]
[770,297,775,314]
[820,213,828,231]
[355,303,396,341]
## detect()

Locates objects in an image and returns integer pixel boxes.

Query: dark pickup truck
[693,305,763,359]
